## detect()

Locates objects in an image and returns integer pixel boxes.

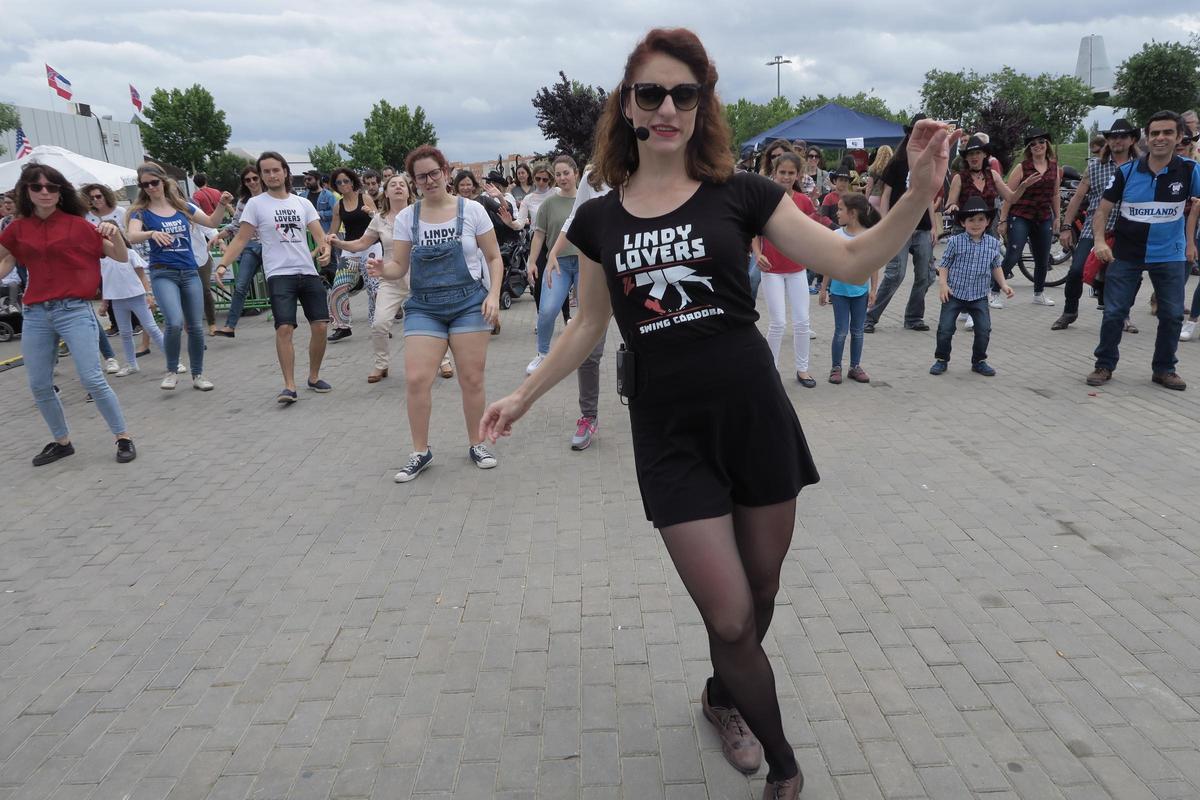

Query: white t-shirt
[239,193,321,277]
[88,209,146,299]
[393,199,494,285]
[187,203,216,266]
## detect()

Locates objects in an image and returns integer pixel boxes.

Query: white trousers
[762,270,811,372]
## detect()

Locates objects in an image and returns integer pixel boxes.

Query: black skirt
[627,326,820,528]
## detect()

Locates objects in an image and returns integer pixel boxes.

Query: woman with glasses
[325,167,378,342]
[757,139,796,177]
[367,145,504,483]
[81,183,167,377]
[803,148,831,202]
[126,163,232,391]
[994,130,1062,309]
[213,165,265,337]
[480,28,956,799]
[0,164,138,465]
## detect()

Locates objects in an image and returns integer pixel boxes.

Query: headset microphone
[634,126,650,141]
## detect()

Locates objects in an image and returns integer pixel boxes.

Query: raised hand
[906,119,962,201]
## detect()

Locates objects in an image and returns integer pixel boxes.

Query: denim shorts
[403,283,492,339]
[267,274,330,329]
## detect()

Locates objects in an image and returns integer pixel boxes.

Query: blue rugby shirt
[1102,154,1200,264]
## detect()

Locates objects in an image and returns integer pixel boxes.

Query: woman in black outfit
[327,167,377,342]
[480,28,955,800]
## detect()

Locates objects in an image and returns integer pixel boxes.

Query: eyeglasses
[335,178,353,185]
[138,179,162,189]
[533,176,551,184]
[29,183,61,194]
[413,168,443,184]
[628,82,702,111]
[244,176,260,183]
[88,192,105,200]
[807,153,821,159]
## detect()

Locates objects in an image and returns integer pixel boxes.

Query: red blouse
[1010,160,1058,223]
[0,210,104,304]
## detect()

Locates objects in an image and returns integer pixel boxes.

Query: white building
[2,104,145,170]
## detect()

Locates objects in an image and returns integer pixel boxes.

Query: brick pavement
[1,270,1199,799]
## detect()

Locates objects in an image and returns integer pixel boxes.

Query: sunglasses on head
[627,82,702,112]
[29,183,61,194]
[138,179,161,189]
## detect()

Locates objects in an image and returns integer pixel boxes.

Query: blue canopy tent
[742,102,905,153]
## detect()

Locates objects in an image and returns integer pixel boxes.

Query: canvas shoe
[1032,293,1055,306]
[104,357,119,374]
[394,449,433,482]
[469,443,498,469]
[1181,320,1197,341]
[160,372,178,390]
[526,354,546,375]
[192,374,214,391]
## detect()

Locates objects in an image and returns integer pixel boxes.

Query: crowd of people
[2,27,1199,798]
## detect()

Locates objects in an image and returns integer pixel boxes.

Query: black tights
[659,499,798,782]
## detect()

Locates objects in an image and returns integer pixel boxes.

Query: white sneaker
[988,292,1004,309]
[1182,320,1197,341]
[104,357,119,374]
[192,374,214,391]
[1032,293,1055,306]
[957,312,970,326]
[176,364,188,374]
[964,315,975,330]
[526,354,546,375]
[114,365,139,377]
[160,372,178,390]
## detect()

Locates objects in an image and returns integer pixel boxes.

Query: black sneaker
[327,328,352,342]
[907,321,930,331]
[395,449,433,483]
[863,321,875,333]
[116,438,137,463]
[32,441,74,467]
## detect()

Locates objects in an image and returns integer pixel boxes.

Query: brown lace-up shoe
[1152,371,1187,391]
[762,770,804,800]
[1086,367,1112,386]
[701,682,762,773]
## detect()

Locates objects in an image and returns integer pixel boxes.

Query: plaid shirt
[1082,157,1120,239]
[941,232,1002,301]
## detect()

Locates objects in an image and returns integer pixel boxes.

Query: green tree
[990,67,1094,144]
[137,85,232,174]
[1113,39,1200,125]
[531,72,608,165]
[0,102,19,158]
[201,151,253,194]
[307,140,345,174]
[724,96,795,152]
[920,69,988,129]
[341,100,437,170]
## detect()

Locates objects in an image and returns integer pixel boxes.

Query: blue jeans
[537,255,579,354]
[867,230,935,327]
[935,295,992,364]
[95,306,115,359]
[1001,216,1053,293]
[1094,259,1185,374]
[830,293,868,368]
[23,299,127,440]
[747,253,762,301]
[151,267,205,375]
[1062,235,1094,316]
[223,240,263,329]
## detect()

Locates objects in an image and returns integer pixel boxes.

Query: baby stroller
[498,230,531,310]
[0,285,21,342]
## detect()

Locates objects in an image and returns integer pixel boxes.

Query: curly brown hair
[590,28,734,189]
[404,145,449,180]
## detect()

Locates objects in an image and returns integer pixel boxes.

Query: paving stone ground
[1,267,1199,800]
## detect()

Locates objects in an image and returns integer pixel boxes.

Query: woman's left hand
[906,120,962,201]
[219,191,235,206]
[482,292,500,325]
[97,222,120,240]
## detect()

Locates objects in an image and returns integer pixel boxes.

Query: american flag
[129,84,142,112]
[15,128,32,159]
[45,64,72,100]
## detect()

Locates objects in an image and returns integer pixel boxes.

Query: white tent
[0,145,138,194]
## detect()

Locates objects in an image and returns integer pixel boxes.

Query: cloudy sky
[3,2,1199,162]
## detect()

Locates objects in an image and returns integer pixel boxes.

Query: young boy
[930,197,1013,376]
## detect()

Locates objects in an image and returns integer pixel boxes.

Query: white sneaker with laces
[526,354,546,375]
[1032,293,1055,306]
[104,357,119,374]
[1182,320,1197,341]
[394,449,433,483]
[988,292,1003,309]
[160,372,178,390]
[192,374,214,391]
[114,365,139,377]
[176,364,188,374]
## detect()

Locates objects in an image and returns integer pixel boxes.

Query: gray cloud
[2,2,1198,161]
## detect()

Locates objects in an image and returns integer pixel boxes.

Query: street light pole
[765,56,792,98]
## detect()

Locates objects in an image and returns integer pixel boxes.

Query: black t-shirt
[882,157,932,231]
[568,171,785,353]
[477,195,519,248]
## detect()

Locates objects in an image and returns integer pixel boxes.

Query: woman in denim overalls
[369,145,504,483]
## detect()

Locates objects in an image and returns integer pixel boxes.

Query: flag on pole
[45,64,73,100]
[129,84,143,112]
[15,128,33,159]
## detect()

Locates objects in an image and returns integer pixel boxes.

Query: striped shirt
[940,232,1002,301]
[1081,157,1121,239]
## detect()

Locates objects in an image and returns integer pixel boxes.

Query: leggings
[761,270,811,372]
[329,255,360,330]
[111,295,166,369]
[359,257,380,326]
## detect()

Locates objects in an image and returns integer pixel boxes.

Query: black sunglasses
[29,183,61,194]
[628,82,702,112]
[244,175,260,183]
[138,179,162,189]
